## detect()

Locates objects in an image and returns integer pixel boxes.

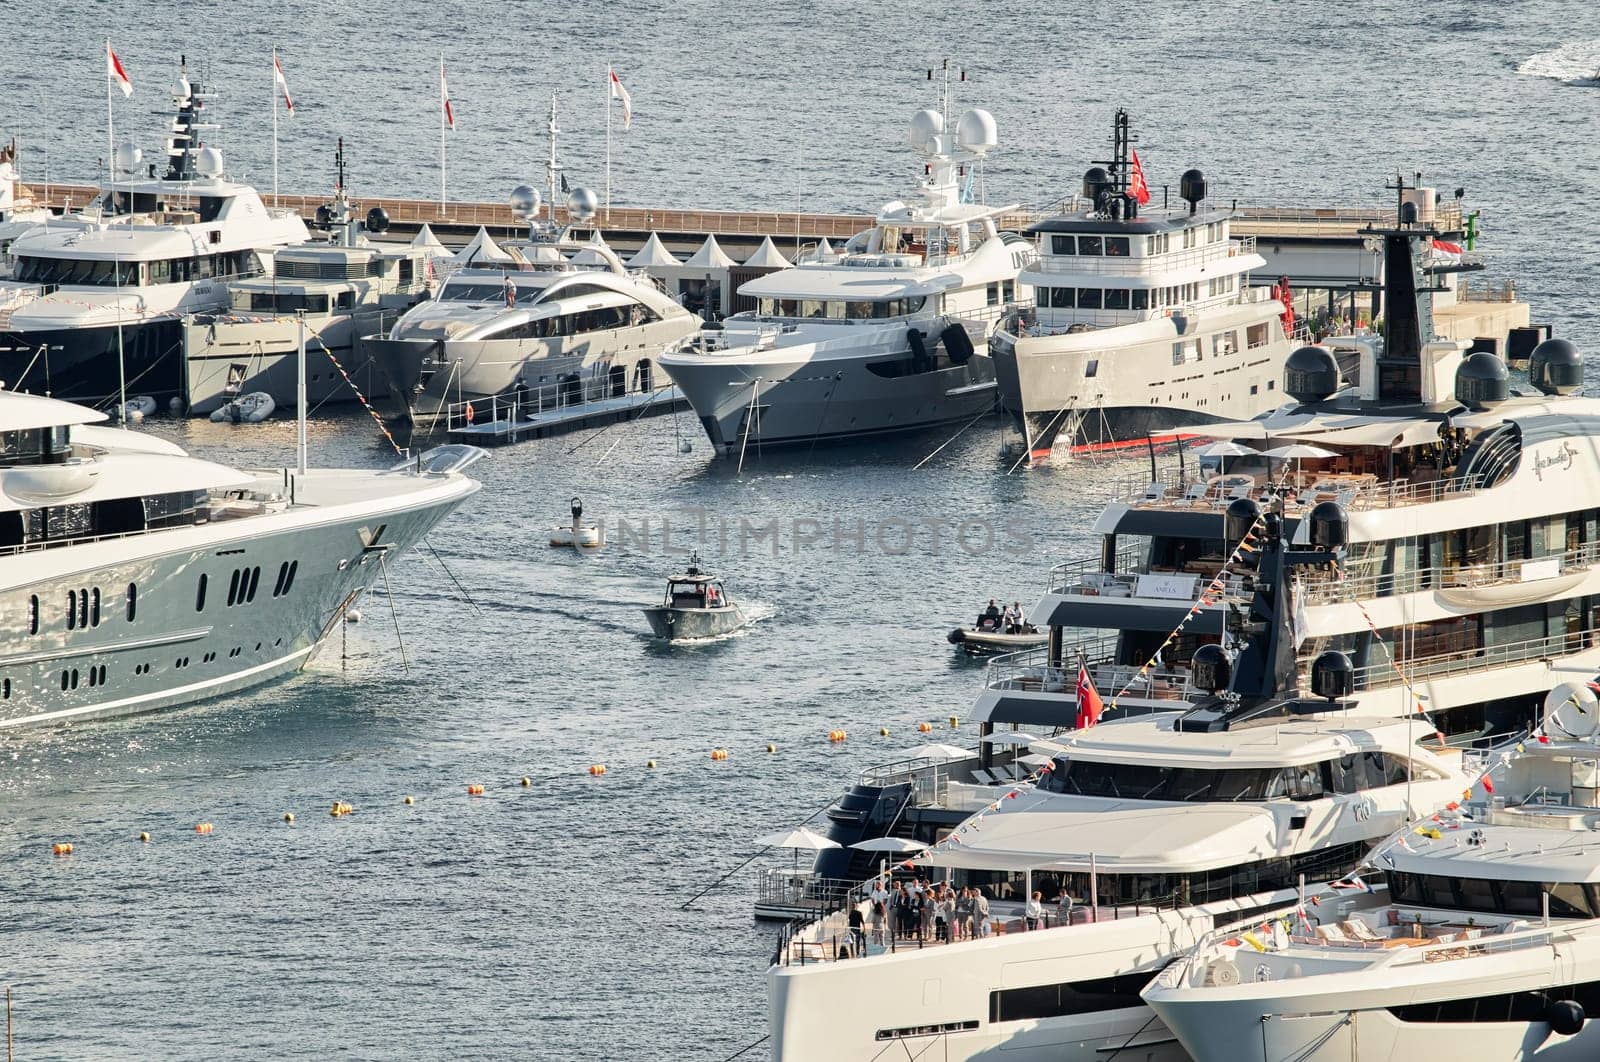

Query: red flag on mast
[273,53,294,117]
[441,60,455,131]
[1075,661,1104,730]
[1129,150,1151,206]
[107,42,134,98]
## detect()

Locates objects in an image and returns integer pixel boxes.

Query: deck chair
[1181,481,1210,506]
[1313,923,1350,945]
[1342,919,1382,943]
[1226,483,1252,501]
[971,768,1000,786]
[1141,482,1168,504]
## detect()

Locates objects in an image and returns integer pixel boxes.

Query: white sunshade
[897,743,973,761]
[0,451,255,513]
[981,731,1041,746]
[1192,440,1259,459]
[410,223,446,250]
[628,232,680,268]
[754,825,840,851]
[1262,444,1338,460]
[850,837,927,853]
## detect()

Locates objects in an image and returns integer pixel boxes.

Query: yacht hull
[0,469,477,730]
[0,318,185,404]
[642,603,747,640]
[662,347,998,457]
[181,312,394,415]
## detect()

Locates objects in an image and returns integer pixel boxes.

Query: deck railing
[1348,625,1600,691]
[985,644,1194,703]
[1300,542,1600,605]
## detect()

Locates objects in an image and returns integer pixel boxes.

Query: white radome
[956,108,998,153]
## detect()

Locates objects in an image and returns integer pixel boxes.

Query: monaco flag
[107,41,133,97]
[1129,149,1151,206]
[273,52,294,116]
[609,68,632,130]
[441,60,455,131]
[1075,661,1105,730]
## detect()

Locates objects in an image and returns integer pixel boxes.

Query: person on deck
[974,887,992,937]
[954,887,975,942]
[1025,891,1045,931]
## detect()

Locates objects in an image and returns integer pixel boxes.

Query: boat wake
[658,599,777,646]
[1518,39,1600,84]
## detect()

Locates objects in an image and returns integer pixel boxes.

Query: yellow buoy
[646,760,657,769]
[766,743,776,753]
[403,795,415,806]
[879,727,889,737]
[949,716,959,728]
[139,832,150,843]
[283,812,295,824]
[520,776,532,787]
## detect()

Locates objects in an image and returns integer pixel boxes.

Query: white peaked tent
[452,226,515,266]
[812,237,835,260]
[572,232,615,267]
[410,223,446,250]
[683,234,737,268]
[627,232,680,268]
[743,236,791,268]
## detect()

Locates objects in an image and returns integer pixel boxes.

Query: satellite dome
[908,109,944,152]
[113,142,142,176]
[567,186,598,221]
[1310,651,1354,701]
[1190,643,1231,693]
[1454,351,1509,411]
[1546,681,1600,739]
[1307,501,1348,550]
[194,147,224,179]
[1284,345,1340,404]
[1529,338,1583,396]
[364,206,389,234]
[172,74,191,100]
[1180,168,1208,207]
[955,108,997,153]
[1224,496,1263,545]
[508,184,541,217]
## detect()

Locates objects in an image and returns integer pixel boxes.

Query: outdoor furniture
[971,768,999,786]
[1141,483,1168,504]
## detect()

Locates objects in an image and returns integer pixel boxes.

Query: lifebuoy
[465,402,476,424]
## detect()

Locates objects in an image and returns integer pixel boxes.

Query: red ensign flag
[1129,150,1150,205]
[1075,662,1104,730]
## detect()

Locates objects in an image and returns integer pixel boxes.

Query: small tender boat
[947,611,1046,654]
[550,496,603,549]
[209,391,276,423]
[643,553,747,640]
[120,395,158,422]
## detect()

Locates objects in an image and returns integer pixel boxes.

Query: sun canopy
[754,825,839,851]
[850,837,926,853]
[982,731,1041,746]
[683,234,737,268]
[453,227,515,266]
[1262,444,1338,460]
[897,743,973,761]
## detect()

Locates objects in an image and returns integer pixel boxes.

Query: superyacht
[0,62,309,407]
[1146,680,1600,1060]
[765,491,1476,1061]
[0,389,481,730]
[658,105,1034,456]
[180,142,444,415]
[990,109,1299,462]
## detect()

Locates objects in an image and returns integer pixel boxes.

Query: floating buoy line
[36,712,975,857]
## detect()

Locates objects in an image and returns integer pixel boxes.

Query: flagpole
[604,65,611,219]
[438,54,444,212]
[271,49,279,204]
[105,40,114,184]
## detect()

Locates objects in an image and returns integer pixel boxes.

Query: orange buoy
[52,842,73,856]
[467,784,486,796]
[195,823,214,835]
[710,748,729,761]
[918,721,934,733]
[828,729,848,743]
[588,765,607,776]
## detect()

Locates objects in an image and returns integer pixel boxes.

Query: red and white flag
[273,52,294,117]
[1129,149,1151,206]
[1074,661,1104,730]
[107,41,133,98]
[609,68,632,130]
[441,60,455,131]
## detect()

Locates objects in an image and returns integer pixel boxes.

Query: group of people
[842,877,1084,956]
[980,599,1029,634]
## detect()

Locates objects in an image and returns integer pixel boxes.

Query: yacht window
[1042,756,1321,802]
[441,282,521,302]
[1131,290,1149,310]
[1051,235,1075,255]
[1103,289,1131,310]
[1325,753,1367,794]
[1104,237,1129,257]
[1184,228,1198,249]
[1079,235,1103,256]
[987,283,1000,306]
[335,290,355,310]
[1363,750,1410,787]
[800,300,825,319]
[824,300,846,320]
[777,299,798,316]
[1456,875,1497,912]
[1002,280,1015,303]
[758,298,776,316]
[845,300,873,320]
[1172,339,1201,365]
[1247,322,1270,348]
[1077,289,1102,310]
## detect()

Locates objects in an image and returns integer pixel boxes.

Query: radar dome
[1529,338,1583,396]
[364,206,390,234]
[1190,643,1231,693]
[194,147,224,179]
[113,142,142,176]
[908,109,944,152]
[508,184,541,217]
[1284,345,1340,404]
[955,108,997,153]
[1310,651,1355,701]
[1454,351,1509,411]
[1545,681,1600,739]
[172,74,192,100]
[567,186,598,221]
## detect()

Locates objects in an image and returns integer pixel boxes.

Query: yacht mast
[546,93,561,224]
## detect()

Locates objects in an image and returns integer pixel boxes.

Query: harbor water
[3,0,1600,1057]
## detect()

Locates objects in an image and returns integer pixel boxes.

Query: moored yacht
[0,388,482,730]
[1145,680,1600,1061]
[0,141,56,276]
[983,189,1592,745]
[990,110,1299,462]
[765,494,1478,1062]
[369,184,698,432]
[0,63,309,407]
[659,106,1035,457]
[180,142,444,415]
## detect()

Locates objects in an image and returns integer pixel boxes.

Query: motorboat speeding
[643,552,747,640]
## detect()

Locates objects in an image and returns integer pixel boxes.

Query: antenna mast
[546,93,561,224]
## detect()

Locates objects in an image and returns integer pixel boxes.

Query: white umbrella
[754,825,840,851]
[981,732,1040,746]
[1017,753,1054,768]
[899,743,972,761]
[849,837,926,853]
[1262,443,1337,486]
[1194,440,1258,458]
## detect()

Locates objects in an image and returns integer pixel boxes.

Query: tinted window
[1077,289,1102,310]
[1079,236,1103,256]
[1051,234,1075,255]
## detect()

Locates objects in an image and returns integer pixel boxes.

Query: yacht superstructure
[984,190,1589,745]
[0,389,481,730]
[990,110,1298,462]
[369,184,698,430]
[180,142,443,415]
[0,63,309,407]
[0,141,55,277]
[659,106,1034,456]
[1146,681,1600,1060]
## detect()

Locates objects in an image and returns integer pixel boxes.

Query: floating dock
[432,386,688,447]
